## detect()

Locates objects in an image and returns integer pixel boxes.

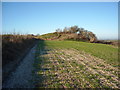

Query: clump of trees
[55,25,97,42]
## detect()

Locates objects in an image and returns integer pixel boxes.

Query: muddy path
[34,47,119,88]
[2,45,37,88]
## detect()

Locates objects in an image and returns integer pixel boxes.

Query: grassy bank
[2,34,37,66]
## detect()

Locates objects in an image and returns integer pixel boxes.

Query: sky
[2,2,118,40]
[1,0,119,2]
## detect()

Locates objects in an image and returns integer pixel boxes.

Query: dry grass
[2,34,37,66]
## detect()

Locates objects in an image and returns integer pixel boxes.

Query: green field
[33,40,119,88]
[42,40,118,66]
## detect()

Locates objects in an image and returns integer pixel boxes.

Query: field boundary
[2,40,40,83]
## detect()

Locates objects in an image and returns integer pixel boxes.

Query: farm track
[2,45,37,88]
[34,47,119,88]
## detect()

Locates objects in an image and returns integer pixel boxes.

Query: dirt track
[2,45,37,88]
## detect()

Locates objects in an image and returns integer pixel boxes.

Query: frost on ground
[2,45,37,88]
[34,47,119,88]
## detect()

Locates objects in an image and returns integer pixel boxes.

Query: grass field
[43,40,118,66]
[33,40,119,88]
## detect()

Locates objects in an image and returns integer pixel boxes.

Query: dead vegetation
[2,34,37,66]
[94,40,119,47]
[2,34,39,83]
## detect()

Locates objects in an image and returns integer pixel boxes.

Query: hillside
[37,26,97,43]
[33,40,119,88]
[37,26,118,46]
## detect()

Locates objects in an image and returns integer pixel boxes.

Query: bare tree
[56,28,62,33]
[63,27,68,34]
